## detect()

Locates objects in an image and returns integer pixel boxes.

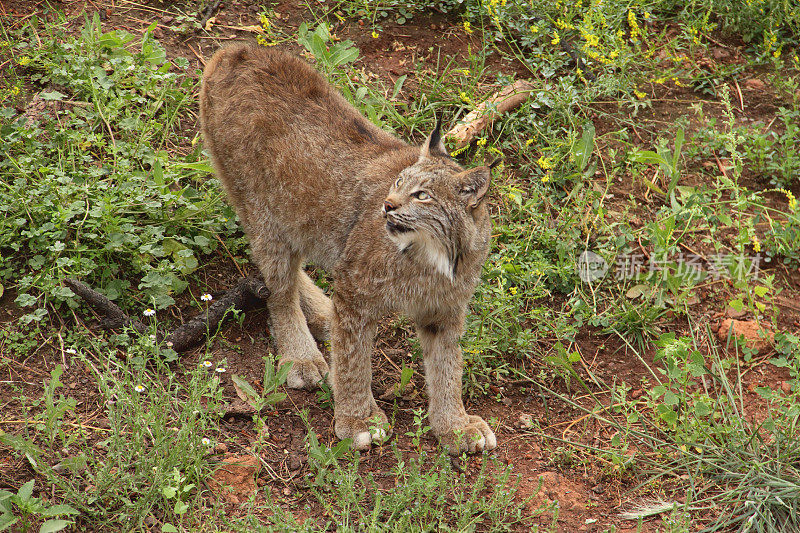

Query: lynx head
[382,121,491,280]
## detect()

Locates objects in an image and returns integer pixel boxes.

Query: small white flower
[215,366,226,373]
[134,384,146,392]
[143,308,155,317]
[65,348,77,355]
[201,293,213,302]
[149,334,156,340]
[165,341,173,348]
[201,437,211,446]
[202,360,213,368]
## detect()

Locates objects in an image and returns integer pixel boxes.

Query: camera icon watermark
[577,250,609,282]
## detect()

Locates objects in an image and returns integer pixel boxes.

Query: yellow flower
[78,140,91,151]
[459,91,471,104]
[477,138,488,147]
[584,34,599,47]
[525,138,535,147]
[530,25,539,34]
[551,32,560,46]
[463,21,473,34]
[10,86,20,96]
[627,11,640,42]
[537,156,553,170]
[16,56,31,66]
[751,235,761,253]
[780,189,797,211]
[541,173,551,183]
[372,30,379,39]
[450,145,469,157]
[634,89,647,99]
[773,49,781,59]
[260,14,270,30]
[509,286,518,295]
[256,35,275,47]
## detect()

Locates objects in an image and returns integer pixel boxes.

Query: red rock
[717,319,774,353]
[208,455,260,503]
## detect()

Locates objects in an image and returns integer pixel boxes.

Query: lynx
[199,45,496,454]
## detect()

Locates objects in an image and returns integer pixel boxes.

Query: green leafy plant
[0,479,79,533]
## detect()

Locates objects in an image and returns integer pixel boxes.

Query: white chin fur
[388,229,453,280]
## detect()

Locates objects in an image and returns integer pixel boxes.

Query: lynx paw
[335,410,391,451]
[282,356,329,390]
[439,415,497,455]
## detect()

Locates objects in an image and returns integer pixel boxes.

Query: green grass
[1,0,800,531]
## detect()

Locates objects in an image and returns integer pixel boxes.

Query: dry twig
[446,80,537,148]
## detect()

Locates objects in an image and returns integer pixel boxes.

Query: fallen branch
[166,277,269,352]
[65,279,147,335]
[446,79,537,148]
[199,0,222,30]
[66,277,270,353]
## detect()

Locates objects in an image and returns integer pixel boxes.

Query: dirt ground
[2,1,800,532]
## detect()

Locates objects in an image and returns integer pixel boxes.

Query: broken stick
[446,79,537,149]
[66,277,270,353]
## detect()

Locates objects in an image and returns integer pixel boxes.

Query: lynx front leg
[417,316,497,455]
[251,237,328,390]
[331,296,389,450]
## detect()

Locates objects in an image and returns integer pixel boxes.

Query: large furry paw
[438,415,497,455]
[282,356,329,390]
[335,409,391,451]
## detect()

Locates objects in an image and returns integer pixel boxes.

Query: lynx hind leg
[298,271,333,343]
[251,238,329,390]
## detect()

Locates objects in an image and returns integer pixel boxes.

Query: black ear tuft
[429,115,443,150]
[419,114,448,159]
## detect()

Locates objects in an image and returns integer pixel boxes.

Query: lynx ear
[419,116,447,158]
[458,166,491,209]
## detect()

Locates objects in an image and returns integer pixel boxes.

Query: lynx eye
[411,191,431,201]
[395,177,404,188]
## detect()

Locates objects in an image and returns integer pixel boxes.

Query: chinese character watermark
[578,251,764,282]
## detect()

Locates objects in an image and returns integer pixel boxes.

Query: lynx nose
[383,199,397,214]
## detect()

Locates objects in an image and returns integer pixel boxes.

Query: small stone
[288,455,302,471]
[214,442,228,453]
[744,78,766,90]
[717,319,774,353]
[781,381,792,394]
[282,487,291,496]
[518,414,534,429]
[591,483,605,494]
[161,15,174,24]
[725,306,747,319]
[712,47,730,60]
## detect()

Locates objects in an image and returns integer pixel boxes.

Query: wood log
[446,79,537,149]
[65,277,270,353]
[65,278,148,335]
[166,277,269,352]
